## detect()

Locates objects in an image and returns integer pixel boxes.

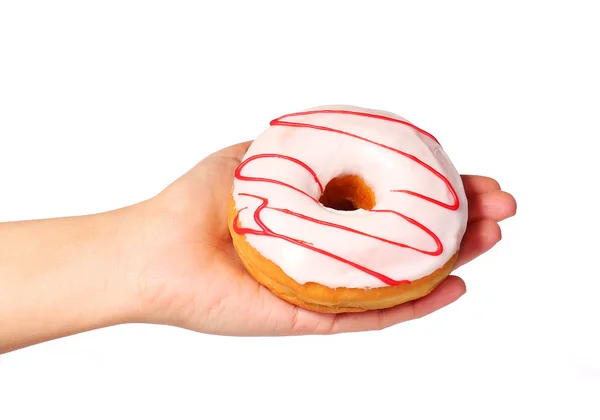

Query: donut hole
[319,175,376,211]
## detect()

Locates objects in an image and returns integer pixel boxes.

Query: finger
[461,175,501,197]
[326,276,466,334]
[412,275,467,318]
[212,140,253,161]
[455,219,502,269]
[468,190,517,223]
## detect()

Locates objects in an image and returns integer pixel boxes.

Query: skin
[0,141,517,354]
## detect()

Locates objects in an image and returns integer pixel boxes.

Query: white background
[0,1,598,419]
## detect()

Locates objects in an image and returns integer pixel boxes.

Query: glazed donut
[228,105,468,313]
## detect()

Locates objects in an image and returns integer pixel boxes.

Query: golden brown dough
[228,197,458,313]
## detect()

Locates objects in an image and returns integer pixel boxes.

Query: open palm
[142,141,516,336]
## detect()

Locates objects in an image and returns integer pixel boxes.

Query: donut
[228,105,468,313]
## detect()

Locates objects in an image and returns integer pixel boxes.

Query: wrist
[85,202,153,326]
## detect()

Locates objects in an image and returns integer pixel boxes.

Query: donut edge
[228,196,459,314]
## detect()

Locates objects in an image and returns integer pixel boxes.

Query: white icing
[232,105,468,289]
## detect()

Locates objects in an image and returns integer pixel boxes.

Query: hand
[137,141,517,336]
[0,140,518,353]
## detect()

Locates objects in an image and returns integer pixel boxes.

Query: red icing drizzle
[233,110,460,286]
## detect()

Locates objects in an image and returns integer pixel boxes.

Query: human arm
[0,205,147,353]
[0,141,517,353]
